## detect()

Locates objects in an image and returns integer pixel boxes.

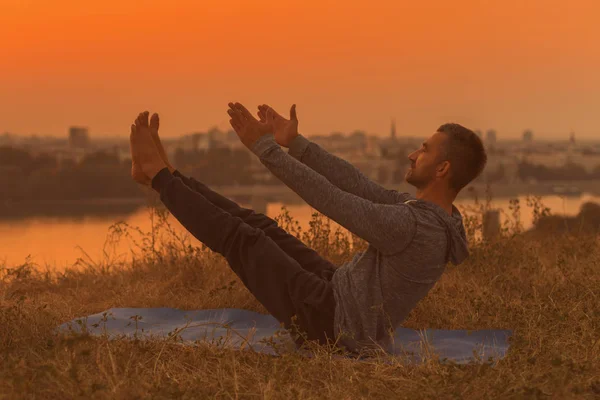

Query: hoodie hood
[405,199,470,265]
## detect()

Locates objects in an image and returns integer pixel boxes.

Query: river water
[2,194,599,270]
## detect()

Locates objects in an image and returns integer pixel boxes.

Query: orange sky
[1,0,599,139]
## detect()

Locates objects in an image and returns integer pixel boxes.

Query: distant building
[365,135,382,158]
[68,127,90,149]
[192,133,210,150]
[485,129,497,149]
[522,129,534,143]
[311,133,350,153]
[172,128,246,155]
[204,127,245,150]
[0,132,14,146]
[347,130,368,154]
[172,132,208,153]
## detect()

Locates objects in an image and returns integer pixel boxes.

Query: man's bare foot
[149,113,175,173]
[130,123,151,186]
[132,111,167,181]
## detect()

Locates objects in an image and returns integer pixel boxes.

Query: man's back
[331,197,469,353]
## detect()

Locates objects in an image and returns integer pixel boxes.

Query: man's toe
[150,113,160,133]
[135,113,143,127]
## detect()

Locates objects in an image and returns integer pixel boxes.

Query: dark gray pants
[168,170,337,347]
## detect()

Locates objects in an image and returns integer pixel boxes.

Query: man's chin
[405,175,418,188]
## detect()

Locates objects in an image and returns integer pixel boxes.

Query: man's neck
[415,185,456,215]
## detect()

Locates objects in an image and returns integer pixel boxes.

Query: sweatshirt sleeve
[287,134,412,205]
[171,169,204,192]
[250,135,417,255]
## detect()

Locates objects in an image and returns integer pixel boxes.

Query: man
[129,104,487,354]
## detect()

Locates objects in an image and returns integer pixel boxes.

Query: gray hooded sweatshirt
[251,134,469,353]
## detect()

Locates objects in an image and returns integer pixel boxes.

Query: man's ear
[436,160,451,177]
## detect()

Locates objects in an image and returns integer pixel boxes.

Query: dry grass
[1,195,600,399]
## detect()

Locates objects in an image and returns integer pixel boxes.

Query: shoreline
[1,180,599,219]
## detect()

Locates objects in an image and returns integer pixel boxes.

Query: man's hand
[227,102,272,149]
[130,111,167,185]
[257,104,299,148]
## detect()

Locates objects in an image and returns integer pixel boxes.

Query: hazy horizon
[2,128,599,143]
[2,0,599,140]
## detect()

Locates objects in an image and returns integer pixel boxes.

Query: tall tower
[390,118,396,140]
[567,130,576,163]
[569,130,576,145]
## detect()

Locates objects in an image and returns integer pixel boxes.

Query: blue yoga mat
[58,308,512,364]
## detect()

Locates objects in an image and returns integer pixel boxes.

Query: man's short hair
[437,123,487,192]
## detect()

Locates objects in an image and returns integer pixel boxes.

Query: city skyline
[1,122,593,143]
[1,1,599,139]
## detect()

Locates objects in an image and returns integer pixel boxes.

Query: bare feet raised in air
[130,124,151,186]
[130,118,151,186]
[130,111,167,183]
[149,113,175,173]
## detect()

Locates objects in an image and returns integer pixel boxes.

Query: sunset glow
[1,0,599,138]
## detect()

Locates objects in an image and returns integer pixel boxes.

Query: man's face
[405,131,448,188]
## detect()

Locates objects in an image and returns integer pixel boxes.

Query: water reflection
[1,194,599,270]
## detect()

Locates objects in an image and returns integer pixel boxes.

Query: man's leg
[154,170,336,345]
[172,170,336,280]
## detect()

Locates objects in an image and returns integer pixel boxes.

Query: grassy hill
[1,201,599,399]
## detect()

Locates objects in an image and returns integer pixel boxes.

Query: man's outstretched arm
[250,135,417,255]
[287,134,411,204]
[258,104,412,205]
